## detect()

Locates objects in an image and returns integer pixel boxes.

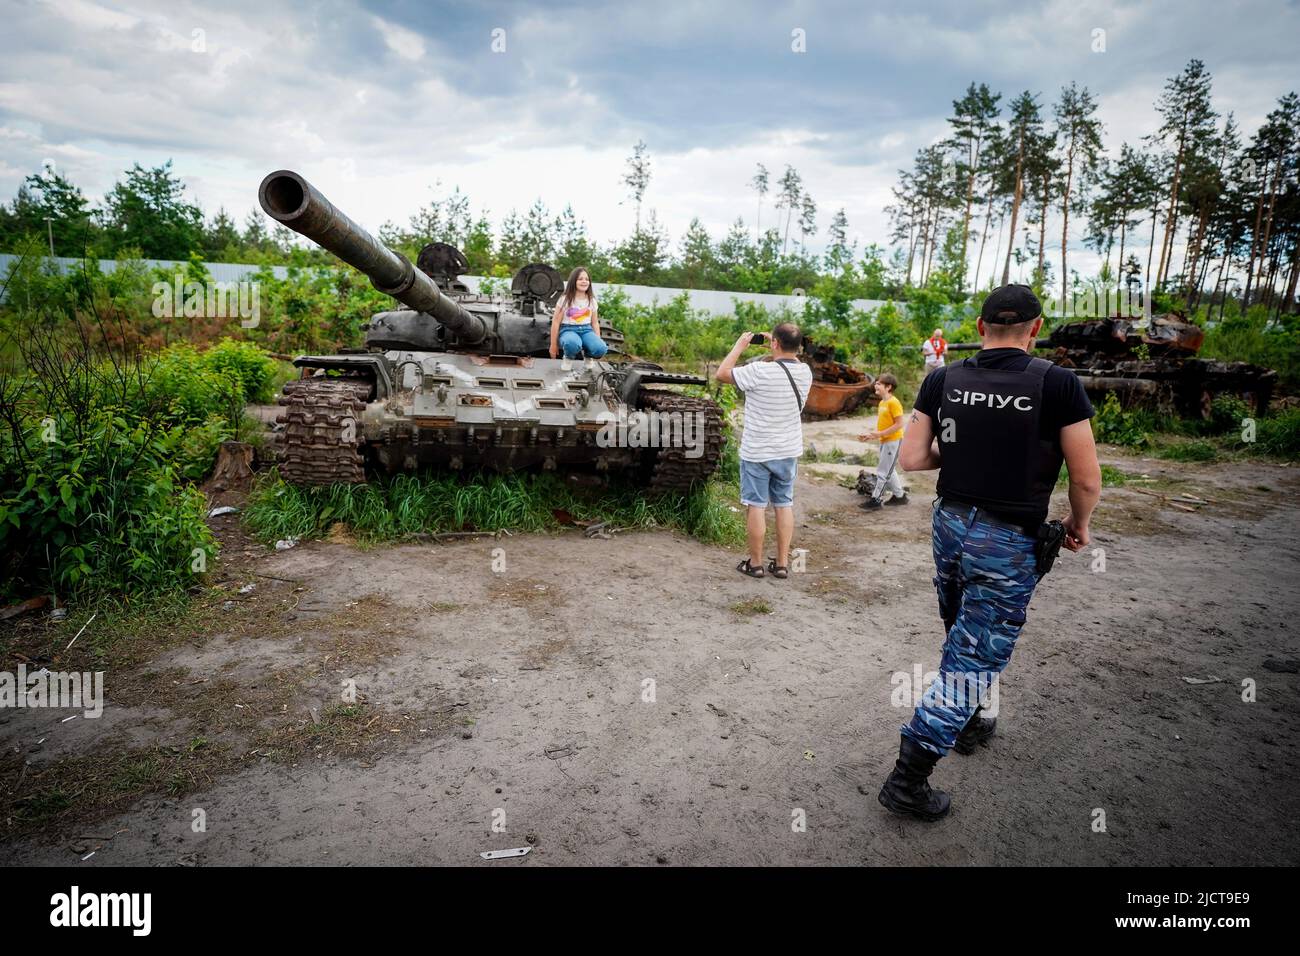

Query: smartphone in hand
[750,332,767,346]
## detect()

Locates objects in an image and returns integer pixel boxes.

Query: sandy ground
[2,417,1299,866]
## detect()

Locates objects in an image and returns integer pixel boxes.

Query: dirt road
[3,423,1298,866]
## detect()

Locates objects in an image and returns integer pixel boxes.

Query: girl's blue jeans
[558,324,608,359]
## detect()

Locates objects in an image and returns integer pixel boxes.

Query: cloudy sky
[1,0,1297,282]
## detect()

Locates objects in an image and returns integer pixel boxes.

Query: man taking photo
[715,323,813,580]
[877,284,1101,821]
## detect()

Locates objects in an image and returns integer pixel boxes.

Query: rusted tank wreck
[951,314,1276,418]
[799,339,878,420]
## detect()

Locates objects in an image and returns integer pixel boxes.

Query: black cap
[980,284,1042,325]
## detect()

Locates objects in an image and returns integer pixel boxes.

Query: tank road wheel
[635,389,725,494]
[274,379,371,485]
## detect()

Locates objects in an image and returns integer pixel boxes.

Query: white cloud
[41,0,139,32]
[0,0,1294,286]
[371,15,425,61]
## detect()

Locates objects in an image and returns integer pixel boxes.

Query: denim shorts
[740,457,797,508]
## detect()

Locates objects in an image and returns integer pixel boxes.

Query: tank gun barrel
[258,170,487,344]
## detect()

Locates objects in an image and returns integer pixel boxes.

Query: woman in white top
[549,267,609,360]
[922,327,948,371]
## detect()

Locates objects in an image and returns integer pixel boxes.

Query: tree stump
[207,441,254,494]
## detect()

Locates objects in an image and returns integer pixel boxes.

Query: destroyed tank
[798,337,877,420]
[257,170,722,490]
[950,313,1276,418]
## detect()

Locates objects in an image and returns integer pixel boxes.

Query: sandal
[766,559,789,579]
[736,558,765,578]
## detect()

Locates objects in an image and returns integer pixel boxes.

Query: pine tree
[946,82,1002,293]
[622,140,651,233]
[1000,92,1046,285]
[775,166,803,255]
[1150,59,1218,289]
[750,164,769,243]
[1052,82,1105,312]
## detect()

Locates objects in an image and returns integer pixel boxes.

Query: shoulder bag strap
[776,359,805,413]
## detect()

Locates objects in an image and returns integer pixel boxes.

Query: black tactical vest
[935,356,1059,528]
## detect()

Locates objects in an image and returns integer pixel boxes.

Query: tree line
[0,146,898,302]
[887,60,1299,319]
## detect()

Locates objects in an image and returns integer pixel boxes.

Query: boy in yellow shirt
[858,372,908,510]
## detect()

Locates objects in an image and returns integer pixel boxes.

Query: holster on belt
[1035,519,1066,575]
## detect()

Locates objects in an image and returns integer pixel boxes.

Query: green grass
[1156,439,1219,462]
[729,598,772,616]
[1099,464,1130,486]
[1057,463,1133,488]
[244,470,746,549]
[805,445,862,464]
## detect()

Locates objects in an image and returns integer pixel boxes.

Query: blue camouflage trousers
[902,501,1042,756]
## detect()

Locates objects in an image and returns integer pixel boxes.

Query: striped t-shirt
[731,358,813,462]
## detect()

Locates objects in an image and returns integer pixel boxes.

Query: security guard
[877,284,1101,820]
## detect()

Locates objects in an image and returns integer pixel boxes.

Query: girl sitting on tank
[549,267,608,360]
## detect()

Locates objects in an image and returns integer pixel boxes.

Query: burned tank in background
[798,338,878,420]
[257,170,722,491]
[950,314,1276,419]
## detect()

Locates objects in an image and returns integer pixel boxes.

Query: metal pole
[44,217,54,257]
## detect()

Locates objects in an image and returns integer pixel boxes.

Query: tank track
[636,388,725,494]
[274,378,370,485]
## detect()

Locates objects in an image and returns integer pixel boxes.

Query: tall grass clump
[244,470,745,549]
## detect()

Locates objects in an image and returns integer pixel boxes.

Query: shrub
[0,319,223,600]
[138,344,243,426]
[0,411,216,599]
[1092,392,1150,447]
[1253,408,1300,459]
[1206,395,1251,436]
[199,338,278,403]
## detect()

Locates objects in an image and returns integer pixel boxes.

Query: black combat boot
[877,736,951,821]
[953,707,997,756]
[860,497,883,511]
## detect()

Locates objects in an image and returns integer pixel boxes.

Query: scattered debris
[480,847,531,860]
[237,583,256,595]
[64,612,97,651]
[1181,676,1224,685]
[0,595,50,621]
[274,537,300,551]
[207,505,240,518]
[1129,487,1205,512]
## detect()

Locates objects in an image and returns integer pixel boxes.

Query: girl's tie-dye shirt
[564,297,594,325]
